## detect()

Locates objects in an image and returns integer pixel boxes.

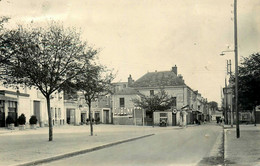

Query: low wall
[113,116,134,125]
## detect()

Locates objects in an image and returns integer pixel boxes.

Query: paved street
[0,124,157,166]
[41,124,223,166]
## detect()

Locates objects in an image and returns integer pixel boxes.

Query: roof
[131,71,185,88]
[114,88,141,95]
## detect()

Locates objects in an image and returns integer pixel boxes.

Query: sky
[0,0,259,104]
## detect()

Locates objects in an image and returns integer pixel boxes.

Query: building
[0,86,65,127]
[112,65,210,126]
[0,89,29,127]
[211,108,224,123]
[223,80,234,125]
[112,87,144,125]
[64,92,113,125]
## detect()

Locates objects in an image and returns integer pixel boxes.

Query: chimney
[172,65,177,75]
[128,74,134,86]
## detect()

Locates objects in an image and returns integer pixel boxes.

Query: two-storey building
[112,65,210,126]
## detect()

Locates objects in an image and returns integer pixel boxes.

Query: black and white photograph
[0,0,260,165]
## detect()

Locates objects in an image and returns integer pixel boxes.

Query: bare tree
[0,23,97,141]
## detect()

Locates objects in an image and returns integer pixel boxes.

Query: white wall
[136,86,186,110]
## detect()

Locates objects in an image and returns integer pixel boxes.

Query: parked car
[159,117,167,127]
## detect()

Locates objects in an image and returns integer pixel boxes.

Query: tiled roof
[130,71,185,87]
[114,88,141,95]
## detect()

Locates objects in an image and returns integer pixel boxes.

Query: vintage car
[159,117,167,127]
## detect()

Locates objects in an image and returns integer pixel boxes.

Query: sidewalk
[224,124,260,166]
[0,124,180,166]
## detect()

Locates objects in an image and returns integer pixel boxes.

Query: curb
[13,134,155,166]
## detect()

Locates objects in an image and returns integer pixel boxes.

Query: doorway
[0,100,5,127]
[81,113,86,124]
[103,110,109,124]
[8,101,18,126]
[172,113,177,126]
[66,109,75,124]
[33,101,41,126]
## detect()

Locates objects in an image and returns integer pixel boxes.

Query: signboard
[172,109,177,114]
[256,106,260,112]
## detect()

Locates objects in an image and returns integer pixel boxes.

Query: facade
[0,86,65,127]
[222,78,254,124]
[153,110,175,126]
[112,87,145,125]
[223,82,234,125]
[112,65,210,126]
[64,92,112,126]
[0,90,29,127]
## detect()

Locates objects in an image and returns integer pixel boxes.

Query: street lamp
[220,0,240,138]
[220,50,234,56]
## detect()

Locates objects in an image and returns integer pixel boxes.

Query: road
[42,124,223,166]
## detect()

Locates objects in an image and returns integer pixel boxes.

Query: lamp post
[234,0,240,138]
[220,0,240,138]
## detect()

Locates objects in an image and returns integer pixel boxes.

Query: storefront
[0,90,30,127]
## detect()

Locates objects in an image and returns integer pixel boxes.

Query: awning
[0,95,17,101]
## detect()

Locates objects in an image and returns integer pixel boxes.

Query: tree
[0,16,10,64]
[208,101,218,111]
[0,23,96,141]
[132,88,175,119]
[238,53,260,110]
[70,64,114,136]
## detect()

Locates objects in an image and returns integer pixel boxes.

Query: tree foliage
[69,64,114,136]
[238,53,260,110]
[208,101,218,111]
[0,23,96,141]
[132,88,176,112]
[0,16,10,64]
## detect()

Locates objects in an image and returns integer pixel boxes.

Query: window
[198,105,201,110]
[119,98,125,107]
[58,108,61,118]
[8,101,17,108]
[160,113,167,117]
[0,101,4,113]
[150,90,154,96]
[51,107,54,118]
[55,108,57,119]
[171,97,177,108]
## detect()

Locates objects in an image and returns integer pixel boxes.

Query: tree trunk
[88,103,93,136]
[46,95,53,141]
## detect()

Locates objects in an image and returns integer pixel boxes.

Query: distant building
[111,65,210,126]
[64,92,112,125]
[211,108,224,123]
[112,87,143,125]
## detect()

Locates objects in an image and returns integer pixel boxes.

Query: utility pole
[234,0,240,138]
[225,76,228,125]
